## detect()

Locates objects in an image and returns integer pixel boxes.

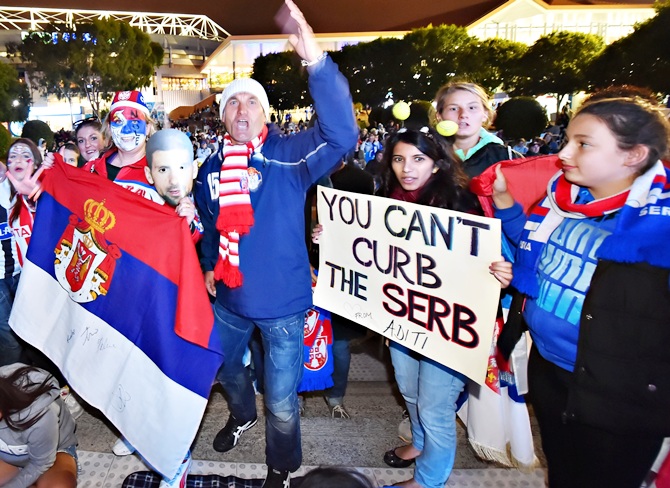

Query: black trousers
[528,347,663,488]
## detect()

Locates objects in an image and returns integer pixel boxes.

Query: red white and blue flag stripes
[9,161,223,479]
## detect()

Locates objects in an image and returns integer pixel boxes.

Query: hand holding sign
[489,259,513,288]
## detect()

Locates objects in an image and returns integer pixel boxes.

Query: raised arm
[282,0,324,67]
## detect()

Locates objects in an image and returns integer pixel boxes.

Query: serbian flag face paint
[110,106,148,152]
[9,160,223,479]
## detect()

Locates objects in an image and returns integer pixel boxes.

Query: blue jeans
[0,274,21,367]
[390,342,466,488]
[214,302,305,472]
[325,339,350,403]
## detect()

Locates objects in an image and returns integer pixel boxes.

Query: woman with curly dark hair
[377,127,478,211]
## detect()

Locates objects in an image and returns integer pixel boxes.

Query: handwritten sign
[313,186,502,385]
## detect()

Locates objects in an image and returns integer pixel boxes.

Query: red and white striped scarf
[12,196,36,268]
[214,126,268,288]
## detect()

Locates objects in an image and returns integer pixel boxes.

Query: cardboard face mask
[145,129,198,207]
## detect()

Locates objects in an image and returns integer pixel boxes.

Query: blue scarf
[512,161,670,298]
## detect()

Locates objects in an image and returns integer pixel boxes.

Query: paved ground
[73,335,548,487]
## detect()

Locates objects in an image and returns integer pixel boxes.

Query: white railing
[0,7,229,42]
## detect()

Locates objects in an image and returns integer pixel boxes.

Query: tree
[332,36,410,107]
[333,25,502,106]
[331,25,526,107]
[399,25,475,101]
[587,1,670,95]
[495,97,548,141]
[0,124,12,157]
[21,119,54,148]
[0,62,30,122]
[465,37,527,93]
[252,51,307,114]
[85,19,164,115]
[9,18,163,117]
[509,31,604,115]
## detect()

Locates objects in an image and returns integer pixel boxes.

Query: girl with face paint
[82,91,162,202]
[109,107,149,154]
[6,138,42,263]
[0,138,42,367]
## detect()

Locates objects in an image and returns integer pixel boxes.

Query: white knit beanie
[220,78,270,119]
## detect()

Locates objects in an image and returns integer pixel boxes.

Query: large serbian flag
[9,161,223,479]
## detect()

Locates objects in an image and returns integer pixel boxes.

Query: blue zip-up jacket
[195,57,358,319]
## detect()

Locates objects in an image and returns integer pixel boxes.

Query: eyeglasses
[73,116,100,131]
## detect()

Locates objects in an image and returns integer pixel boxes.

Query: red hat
[110,90,150,117]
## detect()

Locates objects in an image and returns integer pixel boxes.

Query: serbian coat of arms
[304,308,330,371]
[54,199,121,303]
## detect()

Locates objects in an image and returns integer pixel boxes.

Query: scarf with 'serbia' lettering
[512,161,670,299]
[214,126,268,288]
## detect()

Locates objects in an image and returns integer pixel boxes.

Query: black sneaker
[212,415,258,453]
[262,467,290,488]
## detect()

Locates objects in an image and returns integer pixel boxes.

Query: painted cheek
[121,120,146,135]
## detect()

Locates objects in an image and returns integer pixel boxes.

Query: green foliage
[0,124,12,158]
[495,97,548,140]
[0,62,30,122]
[8,25,88,103]
[21,119,54,147]
[468,38,527,93]
[399,25,474,101]
[511,31,604,103]
[89,19,163,93]
[331,26,522,106]
[332,36,409,108]
[11,18,163,116]
[587,3,670,94]
[252,51,307,113]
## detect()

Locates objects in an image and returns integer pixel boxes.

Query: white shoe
[112,437,136,456]
[159,451,191,488]
[60,386,85,420]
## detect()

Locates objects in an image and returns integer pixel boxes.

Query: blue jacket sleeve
[495,202,526,252]
[266,56,358,189]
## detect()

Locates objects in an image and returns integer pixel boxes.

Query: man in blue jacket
[194,1,357,486]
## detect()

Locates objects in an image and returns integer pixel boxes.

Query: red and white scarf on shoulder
[12,196,36,267]
[214,126,268,288]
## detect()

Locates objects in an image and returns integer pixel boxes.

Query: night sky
[11,0,653,36]
[13,0,508,36]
